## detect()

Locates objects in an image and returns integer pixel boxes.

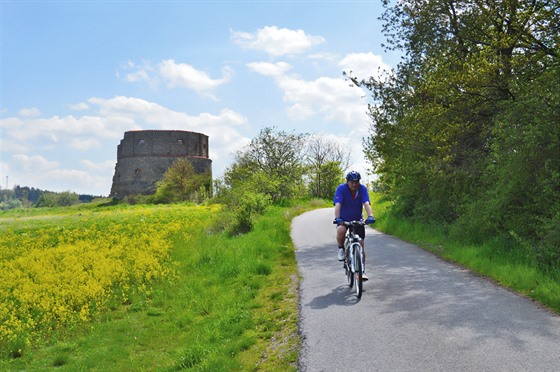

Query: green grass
[371,193,560,313]
[0,200,314,371]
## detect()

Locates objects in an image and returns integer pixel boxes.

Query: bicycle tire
[346,247,354,288]
[353,244,363,298]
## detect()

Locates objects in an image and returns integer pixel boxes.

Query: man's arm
[364,201,373,217]
[334,202,342,219]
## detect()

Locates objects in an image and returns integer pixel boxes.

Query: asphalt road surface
[292,208,560,371]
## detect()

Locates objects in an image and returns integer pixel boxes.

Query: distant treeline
[0,185,102,209]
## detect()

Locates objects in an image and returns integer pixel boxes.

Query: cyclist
[334,171,375,280]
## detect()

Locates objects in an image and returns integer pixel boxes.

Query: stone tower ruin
[110,130,212,199]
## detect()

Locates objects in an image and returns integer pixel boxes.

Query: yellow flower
[0,204,217,349]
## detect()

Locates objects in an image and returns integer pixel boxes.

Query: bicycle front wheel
[346,248,354,288]
[353,244,363,299]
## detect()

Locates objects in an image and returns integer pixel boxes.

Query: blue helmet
[346,171,361,181]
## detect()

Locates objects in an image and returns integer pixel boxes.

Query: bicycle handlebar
[333,219,367,226]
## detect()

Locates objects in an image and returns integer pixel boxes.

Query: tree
[225,126,309,202]
[357,0,559,265]
[307,161,343,199]
[452,61,560,266]
[359,0,559,218]
[57,191,80,206]
[215,126,308,234]
[152,158,211,203]
[0,189,22,210]
[14,185,42,204]
[34,191,79,207]
[305,136,349,198]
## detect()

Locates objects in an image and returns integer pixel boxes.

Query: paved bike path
[292,208,560,371]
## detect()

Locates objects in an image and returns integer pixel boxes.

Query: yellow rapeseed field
[0,204,217,355]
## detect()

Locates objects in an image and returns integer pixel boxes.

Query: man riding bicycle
[334,171,375,280]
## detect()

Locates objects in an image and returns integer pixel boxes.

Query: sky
[1,0,399,196]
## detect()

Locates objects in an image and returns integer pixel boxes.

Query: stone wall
[110,130,212,198]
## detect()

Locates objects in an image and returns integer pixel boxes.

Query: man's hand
[365,216,375,224]
[334,217,343,225]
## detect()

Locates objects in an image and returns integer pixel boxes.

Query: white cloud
[90,96,248,134]
[80,159,116,171]
[2,142,29,154]
[158,59,233,98]
[8,155,113,195]
[286,103,315,121]
[339,52,391,81]
[18,107,41,117]
[1,112,130,148]
[246,61,292,77]
[68,102,90,111]
[279,75,367,126]
[308,52,338,62]
[118,60,160,88]
[0,161,9,176]
[120,58,237,98]
[68,137,101,150]
[46,169,110,194]
[88,96,162,119]
[231,26,325,57]
[13,154,59,172]
[245,54,375,128]
[3,150,117,194]
[126,69,150,82]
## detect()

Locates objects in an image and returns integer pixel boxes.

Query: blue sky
[1,1,399,196]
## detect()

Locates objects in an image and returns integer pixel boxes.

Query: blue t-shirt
[333,183,370,221]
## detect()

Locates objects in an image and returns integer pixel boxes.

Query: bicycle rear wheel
[353,244,363,298]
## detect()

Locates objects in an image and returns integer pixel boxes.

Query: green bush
[150,159,211,204]
[534,212,560,269]
[227,190,272,235]
[34,191,79,208]
[0,198,22,210]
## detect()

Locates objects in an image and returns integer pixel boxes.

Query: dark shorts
[338,224,365,240]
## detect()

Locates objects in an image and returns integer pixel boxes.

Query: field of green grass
[0,200,329,370]
[1,194,557,370]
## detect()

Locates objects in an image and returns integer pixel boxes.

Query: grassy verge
[371,193,560,314]
[0,199,327,370]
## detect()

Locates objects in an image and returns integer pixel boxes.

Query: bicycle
[334,220,366,299]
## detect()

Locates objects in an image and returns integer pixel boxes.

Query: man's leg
[336,225,347,247]
[336,225,347,261]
